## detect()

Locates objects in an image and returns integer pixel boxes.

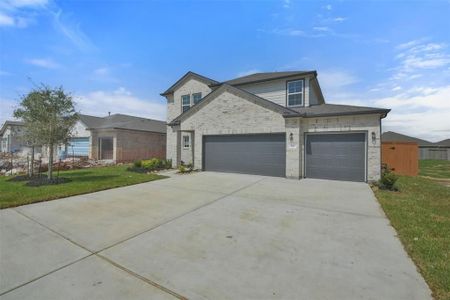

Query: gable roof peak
[160,71,219,96]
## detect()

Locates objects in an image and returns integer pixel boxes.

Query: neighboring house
[162,71,390,182]
[436,139,450,147]
[382,131,450,160]
[0,121,42,156]
[61,113,166,162]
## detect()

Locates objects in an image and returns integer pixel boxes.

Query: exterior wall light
[371,131,376,144]
[289,132,295,147]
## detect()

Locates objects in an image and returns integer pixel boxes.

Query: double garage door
[203,132,367,182]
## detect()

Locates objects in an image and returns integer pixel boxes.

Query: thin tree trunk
[48,144,53,180]
[30,146,35,177]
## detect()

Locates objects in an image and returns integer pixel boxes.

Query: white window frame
[286,79,304,107]
[181,94,191,112]
[192,92,202,105]
[183,135,190,149]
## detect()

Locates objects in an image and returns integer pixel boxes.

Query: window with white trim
[192,92,202,104]
[181,94,191,112]
[287,80,304,107]
[183,135,190,149]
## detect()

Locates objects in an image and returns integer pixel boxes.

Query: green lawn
[375,169,450,300]
[419,160,450,179]
[0,165,167,209]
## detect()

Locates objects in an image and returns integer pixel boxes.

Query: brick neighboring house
[162,71,390,182]
[62,114,166,162]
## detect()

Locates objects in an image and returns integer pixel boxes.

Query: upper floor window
[287,80,304,107]
[192,92,202,104]
[181,94,191,112]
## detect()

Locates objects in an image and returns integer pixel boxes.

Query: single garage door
[67,137,90,157]
[203,134,286,177]
[305,133,366,182]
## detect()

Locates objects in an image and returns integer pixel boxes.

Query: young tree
[14,85,78,180]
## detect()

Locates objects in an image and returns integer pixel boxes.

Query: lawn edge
[0,174,168,210]
[372,182,437,300]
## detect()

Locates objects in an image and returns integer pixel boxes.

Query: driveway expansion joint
[5,177,265,299]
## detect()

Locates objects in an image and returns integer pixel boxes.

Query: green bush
[178,162,193,174]
[138,158,173,171]
[378,165,399,190]
[133,160,142,168]
[178,165,186,173]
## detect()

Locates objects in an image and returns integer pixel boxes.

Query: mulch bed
[25,177,71,187]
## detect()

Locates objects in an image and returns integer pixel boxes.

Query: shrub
[178,165,186,173]
[141,158,160,170]
[378,165,399,191]
[133,160,142,168]
[178,162,193,174]
[128,158,172,173]
[165,159,172,169]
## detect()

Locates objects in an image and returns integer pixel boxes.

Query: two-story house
[162,71,390,182]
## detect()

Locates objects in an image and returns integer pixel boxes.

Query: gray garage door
[305,133,366,182]
[203,134,286,177]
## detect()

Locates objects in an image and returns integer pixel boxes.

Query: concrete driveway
[0,172,431,299]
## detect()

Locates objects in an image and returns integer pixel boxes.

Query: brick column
[285,118,301,179]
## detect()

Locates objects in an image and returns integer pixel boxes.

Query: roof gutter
[282,109,391,119]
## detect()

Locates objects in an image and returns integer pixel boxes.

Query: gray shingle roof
[381,131,433,146]
[215,71,317,86]
[78,114,166,133]
[287,104,390,118]
[436,139,450,147]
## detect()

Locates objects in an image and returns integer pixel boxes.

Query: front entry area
[305,132,367,182]
[203,133,286,177]
[99,137,114,160]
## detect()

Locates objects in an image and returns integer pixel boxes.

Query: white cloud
[375,85,450,110]
[392,40,450,80]
[392,86,402,91]
[4,0,48,8]
[332,17,346,22]
[236,69,261,77]
[90,66,119,82]
[93,67,110,76]
[324,4,332,10]
[313,26,329,32]
[373,85,450,141]
[51,9,96,52]
[0,98,18,125]
[0,12,15,26]
[319,70,359,90]
[25,58,60,69]
[0,0,47,28]
[77,88,166,121]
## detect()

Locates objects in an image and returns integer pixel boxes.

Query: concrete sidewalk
[0,172,432,299]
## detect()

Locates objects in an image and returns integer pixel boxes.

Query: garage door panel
[305,133,366,182]
[203,134,286,177]
[68,137,89,157]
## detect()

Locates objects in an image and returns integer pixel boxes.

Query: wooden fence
[419,147,450,160]
[382,142,418,176]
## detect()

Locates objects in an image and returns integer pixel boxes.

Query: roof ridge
[160,71,219,96]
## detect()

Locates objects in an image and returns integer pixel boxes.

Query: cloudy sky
[1,0,449,141]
